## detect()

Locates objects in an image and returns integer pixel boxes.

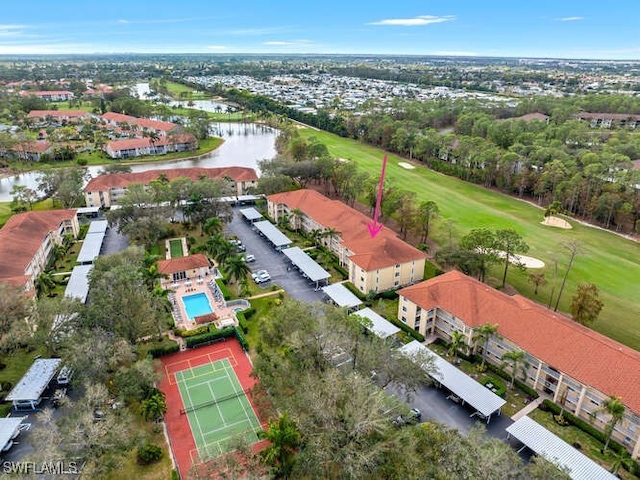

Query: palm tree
[213,240,235,271]
[320,227,341,250]
[203,217,223,236]
[500,350,528,388]
[225,255,251,294]
[35,272,57,298]
[290,208,305,233]
[140,390,167,422]
[471,323,500,369]
[598,396,625,454]
[258,413,301,479]
[448,330,468,361]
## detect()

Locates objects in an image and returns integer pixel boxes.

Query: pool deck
[170,279,239,331]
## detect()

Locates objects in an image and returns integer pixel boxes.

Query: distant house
[10,140,52,161]
[575,112,640,129]
[0,209,79,292]
[267,189,426,292]
[101,112,178,136]
[497,112,550,123]
[398,270,640,459]
[27,110,92,123]
[20,90,75,102]
[84,166,259,208]
[104,133,197,159]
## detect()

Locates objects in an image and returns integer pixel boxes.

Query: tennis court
[176,358,261,460]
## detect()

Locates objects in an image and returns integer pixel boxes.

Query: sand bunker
[541,216,572,229]
[496,251,545,269]
[398,162,415,170]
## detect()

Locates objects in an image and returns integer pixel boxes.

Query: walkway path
[510,395,546,421]
[246,289,284,300]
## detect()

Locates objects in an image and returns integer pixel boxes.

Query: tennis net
[180,387,250,415]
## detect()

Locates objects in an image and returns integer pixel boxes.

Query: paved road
[225,208,325,304]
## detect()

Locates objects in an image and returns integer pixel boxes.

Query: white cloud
[0,24,26,37]
[263,39,311,46]
[264,41,293,45]
[432,50,477,57]
[368,15,455,26]
[117,19,130,24]
[557,16,584,22]
[206,45,227,50]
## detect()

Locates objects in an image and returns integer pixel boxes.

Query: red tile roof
[399,270,640,413]
[498,112,549,122]
[85,167,258,192]
[27,110,90,119]
[268,189,426,270]
[105,134,196,153]
[13,140,51,154]
[158,254,210,275]
[0,210,77,287]
[102,112,176,132]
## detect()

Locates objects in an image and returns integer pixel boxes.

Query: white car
[252,269,271,283]
[56,366,73,385]
[244,254,256,263]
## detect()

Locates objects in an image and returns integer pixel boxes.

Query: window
[395,272,400,277]
[401,316,407,323]
[394,280,399,286]
[395,264,400,268]
[402,306,407,312]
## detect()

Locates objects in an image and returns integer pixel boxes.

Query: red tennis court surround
[158,338,259,478]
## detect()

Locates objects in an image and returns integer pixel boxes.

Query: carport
[253,220,292,249]
[6,358,62,410]
[322,283,362,311]
[0,417,24,453]
[77,220,108,265]
[351,307,400,338]
[64,264,93,303]
[399,340,506,423]
[239,207,263,223]
[506,416,616,480]
[282,246,330,289]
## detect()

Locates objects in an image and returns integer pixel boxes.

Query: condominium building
[83,167,259,208]
[398,270,640,458]
[0,210,79,292]
[267,189,426,292]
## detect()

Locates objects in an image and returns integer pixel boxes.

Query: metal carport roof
[282,247,330,282]
[239,207,263,222]
[6,359,61,402]
[253,220,292,248]
[351,307,400,338]
[76,231,106,264]
[322,283,363,309]
[0,418,24,451]
[64,264,93,303]
[86,219,108,235]
[399,340,506,418]
[506,416,616,480]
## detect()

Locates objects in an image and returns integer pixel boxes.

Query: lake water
[0,122,278,202]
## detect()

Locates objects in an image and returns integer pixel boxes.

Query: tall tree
[494,228,529,288]
[258,413,301,479]
[224,254,251,294]
[554,240,581,311]
[528,272,547,295]
[598,396,626,454]
[416,200,439,243]
[570,283,604,326]
[448,330,468,361]
[460,228,499,282]
[472,323,500,368]
[500,350,528,388]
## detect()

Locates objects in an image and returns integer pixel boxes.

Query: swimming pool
[182,293,214,321]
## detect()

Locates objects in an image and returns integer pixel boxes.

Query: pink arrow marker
[367,154,388,238]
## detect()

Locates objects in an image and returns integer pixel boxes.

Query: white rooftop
[239,207,263,221]
[76,206,100,214]
[86,219,108,235]
[253,220,292,247]
[506,416,616,480]
[0,417,24,451]
[351,307,400,338]
[400,341,506,417]
[76,230,106,264]
[6,358,62,402]
[64,264,93,303]
[282,247,331,282]
[322,283,363,309]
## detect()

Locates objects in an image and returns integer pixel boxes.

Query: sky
[1,1,639,60]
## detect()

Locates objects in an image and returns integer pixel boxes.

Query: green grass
[299,129,640,351]
[168,104,251,122]
[169,239,184,258]
[165,81,212,100]
[0,345,48,416]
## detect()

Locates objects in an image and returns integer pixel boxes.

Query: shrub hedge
[243,307,256,319]
[185,327,235,348]
[148,343,180,358]
[235,328,249,351]
[387,316,425,343]
[485,362,539,399]
[216,278,231,300]
[481,376,506,397]
[236,311,249,334]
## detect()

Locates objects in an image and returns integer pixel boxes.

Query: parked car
[56,366,73,386]
[230,239,246,252]
[251,269,271,283]
[243,254,256,263]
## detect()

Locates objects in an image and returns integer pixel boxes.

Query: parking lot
[225,207,326,304]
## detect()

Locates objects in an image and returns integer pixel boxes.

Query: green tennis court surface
[176,358,261,459]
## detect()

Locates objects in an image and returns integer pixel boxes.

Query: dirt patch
[541,215,572,229]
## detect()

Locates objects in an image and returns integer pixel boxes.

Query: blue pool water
[182,293,214,321]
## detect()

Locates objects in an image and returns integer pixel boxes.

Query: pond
[0,122,278,202]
